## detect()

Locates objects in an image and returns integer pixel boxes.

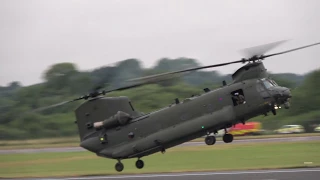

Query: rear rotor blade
[32,101,74,112]
[32,96,87,112]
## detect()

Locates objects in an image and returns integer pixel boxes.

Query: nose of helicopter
[278,87,291,97]
[269,87,292,108]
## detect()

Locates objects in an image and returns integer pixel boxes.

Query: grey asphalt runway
[1,136,320,154]
[5,168,320,180]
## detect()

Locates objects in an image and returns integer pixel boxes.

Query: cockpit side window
[270,79,278,86]
[263,80,273,89]
[256,81,265,92]
[261,78,277,89]
[257,79,271,99]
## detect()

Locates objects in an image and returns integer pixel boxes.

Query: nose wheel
[223,133,233,143]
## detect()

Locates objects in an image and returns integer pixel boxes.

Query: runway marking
[41,168,320,180]
[2,136,320,154]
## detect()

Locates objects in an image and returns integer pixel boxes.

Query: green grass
[191,133,320,142]
[1,133,319,150]
[1,141,320,178]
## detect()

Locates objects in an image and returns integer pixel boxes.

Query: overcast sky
[1,0,320,86]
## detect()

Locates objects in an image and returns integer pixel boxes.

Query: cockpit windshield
[269,79,278,86]
[261,78,277,89]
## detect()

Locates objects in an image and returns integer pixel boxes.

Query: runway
[1,136,319,154]
[6,168,320,180]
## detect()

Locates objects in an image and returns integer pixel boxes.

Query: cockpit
[261,78,278,89]
[257,78,292,109]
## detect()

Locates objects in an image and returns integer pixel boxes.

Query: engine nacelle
[94,111,132,129]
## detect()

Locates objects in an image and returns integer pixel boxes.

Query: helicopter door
[230,88,249,115]
[231,89,246,106]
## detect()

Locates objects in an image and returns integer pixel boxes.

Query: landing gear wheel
[135,159,144,169]
[205,135,216,145]
[223,133,233,143]
[115,162,124,172]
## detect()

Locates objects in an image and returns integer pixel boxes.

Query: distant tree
[43,63,78,90]
[7,81,22,89]
[2,58,319,140]
[68,72,94,94]
[270,76,296,89]
[269,72,305,87]
[43,63,78,81]
[111,59,143,87]
[153,57,199,72]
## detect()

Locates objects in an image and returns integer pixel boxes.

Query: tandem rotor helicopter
[35,40,320,172]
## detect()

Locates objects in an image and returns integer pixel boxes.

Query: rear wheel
[115,162,124,172]
[135,159,144,169]
[205,136,216,145]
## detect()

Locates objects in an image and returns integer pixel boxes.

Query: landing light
[274,105,281,110]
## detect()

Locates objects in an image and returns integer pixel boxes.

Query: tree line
[0,58,318,140]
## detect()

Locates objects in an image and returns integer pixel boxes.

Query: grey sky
[1,0,319,86]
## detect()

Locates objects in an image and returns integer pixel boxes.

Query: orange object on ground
[229,122,262,136]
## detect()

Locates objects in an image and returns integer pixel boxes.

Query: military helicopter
[35,40,320,172]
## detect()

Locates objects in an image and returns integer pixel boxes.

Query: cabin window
[231,89,246,106]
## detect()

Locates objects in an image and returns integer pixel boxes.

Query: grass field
[1,141,319,178]
[1,133,319,150]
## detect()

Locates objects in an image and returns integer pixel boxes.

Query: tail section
[74,96,139,142]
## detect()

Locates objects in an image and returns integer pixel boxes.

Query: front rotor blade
[239,40,288,58]
[127,59,244,83]
[55,41,320,96]
[102,73,186,93]
[128,41,320,83]
[263,42,320,58]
